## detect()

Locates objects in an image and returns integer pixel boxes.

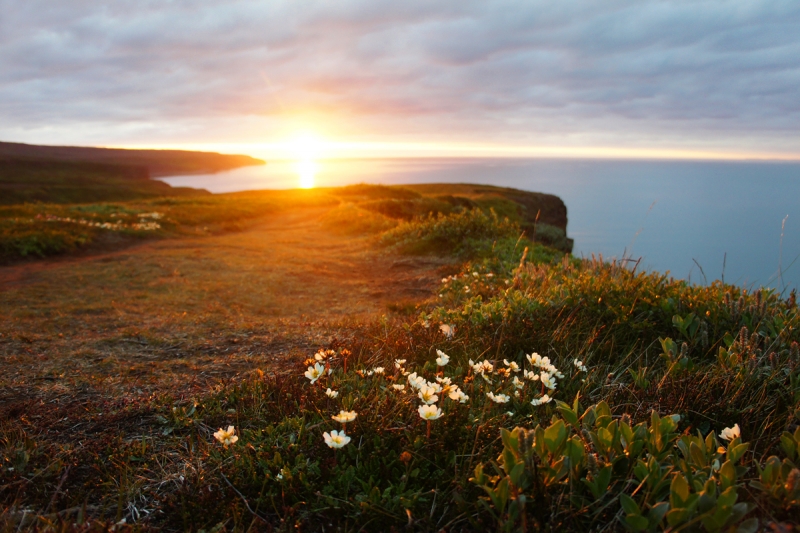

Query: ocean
[158,158,800,292]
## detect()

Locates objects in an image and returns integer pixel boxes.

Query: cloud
[0,0,798,154]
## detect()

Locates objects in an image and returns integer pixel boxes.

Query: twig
[44,466,70,514]
[220,472,265,522]
[692,258,707,286]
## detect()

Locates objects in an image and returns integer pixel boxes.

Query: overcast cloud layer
[1,0,799,156]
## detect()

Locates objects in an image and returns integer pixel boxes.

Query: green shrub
[380,208,521,257]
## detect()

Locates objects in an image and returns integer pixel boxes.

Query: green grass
[2,206,798,531]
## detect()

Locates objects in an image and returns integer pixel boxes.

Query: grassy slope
[1,188,798,531]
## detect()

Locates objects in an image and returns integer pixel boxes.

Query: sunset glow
[113,140,800,163]
[3,2,799,160]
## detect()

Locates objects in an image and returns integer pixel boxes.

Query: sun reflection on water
[296,159,317,188]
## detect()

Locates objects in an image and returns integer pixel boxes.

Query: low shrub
[380,208,521,257]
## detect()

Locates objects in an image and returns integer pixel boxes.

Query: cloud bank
[1,0,798,156]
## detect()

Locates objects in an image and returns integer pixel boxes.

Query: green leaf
[544,420,567,454]
[565,436,585,468]
[719,460,735,489]
[597,427,614,450]
[624,514,649,531]
[596,465,612,496]
[780,432,796,460]
[670,473,690,508]
[509,462,526,488]
[737,518,759,533]
[729,442,749,464]
[717,486,738,508]
[619,494,640,515]
[501,427,519,453]
[556,402,579,427]
[666,508,689,527]
[647,502,669,526]
[689,441,707,467]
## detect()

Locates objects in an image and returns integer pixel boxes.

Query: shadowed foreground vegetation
[1,184,798,532]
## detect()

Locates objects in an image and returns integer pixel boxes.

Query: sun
[288,133,323,188]
[296,159,318,189]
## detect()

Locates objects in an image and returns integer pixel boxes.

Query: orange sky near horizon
[111,139,800,163]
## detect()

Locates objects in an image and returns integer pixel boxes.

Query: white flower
[439,324,454,338]
[719,424,741,441]
[314,350,327,361]
[512,376,525,389]
[540,372,557,390]
[573,359,587,372]
[418,386,439,405]
[407,373,426,389]
[524,370,540,381]
[436,376,452,385]
[213,426,238,446]
[504,359,521,373]
[323,429,351,448]
[531,394,552,406]
[392,384,405,391]
[435,350,450,366]
[395,359,407,369]
[366,370,374,376]
[276,473,284,480]
[486,392,510,404]
[449,388,469,403]
[472,359,494,375]
[418,404,443,420]
[325,388,339,398]
[373,367,385,374]
[472,272,479,277]
[526,352,542,366]
[486,273,494,278]
[332,410,357,424]
[304,363,325,384]
[425,381,442,393]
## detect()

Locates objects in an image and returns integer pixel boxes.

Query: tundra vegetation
[0,181,797,532]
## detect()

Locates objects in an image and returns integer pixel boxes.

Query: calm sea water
[158,158,800,291]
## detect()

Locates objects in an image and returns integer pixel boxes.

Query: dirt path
[0,206,454,401]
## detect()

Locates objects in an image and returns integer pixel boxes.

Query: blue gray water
[158,158,800,292]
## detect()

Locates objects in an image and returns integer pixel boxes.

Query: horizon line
[107,141,800,163]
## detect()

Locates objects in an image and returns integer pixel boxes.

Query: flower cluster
[35,213,162,231]
[438,270,498,298]
[301,343,589,451]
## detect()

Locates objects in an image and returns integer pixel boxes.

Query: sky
[1,0,799,160]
